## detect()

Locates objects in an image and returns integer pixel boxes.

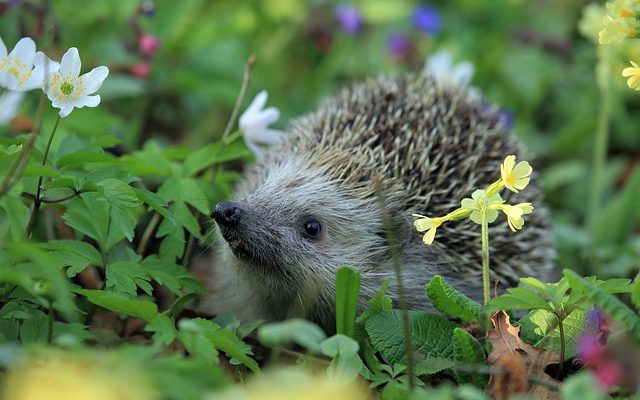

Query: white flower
[0,90,24,124]
[45,47,109,118]
[0,36,59,92]
[239,90,285,159]
[425,50,475,87]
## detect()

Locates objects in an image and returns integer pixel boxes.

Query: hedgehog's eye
[301,219,322,240]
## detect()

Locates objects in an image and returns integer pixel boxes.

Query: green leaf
[452,328,487,387]
[0,195,30,241]
[564,269,640,340]
[183,141,251,177]
[335,266,360,338]
[146,315,177,346]
[98,178,141,208]
[519,308,585,359]
[593,167,640,246]
[76,289,158,321]
[359,278,392,322]
[365,310,457,365]
[105,261,153,296]
[141,256,206,295]
[135,188,175,223]
[257,319,327,353]
[320,334,367,381]
[632,273,640,311]
[40,240,102,276]
[560,371,608,400]
[57,151,116,167]
[178,318,259,373]
[426,275,484,323]
[488,286,553,312]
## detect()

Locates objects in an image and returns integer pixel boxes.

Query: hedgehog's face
[212,157,387,295]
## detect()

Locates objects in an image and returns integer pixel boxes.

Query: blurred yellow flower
[622,60,640,90]
[413,214,449,245]
[491,203,534,232]
[500,155,532,193]
[599,0,640,44]
[212,367,369,400]
[3,349,158,400]
[579,3,606,43]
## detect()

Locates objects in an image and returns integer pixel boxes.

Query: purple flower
[140,0,156,17]
[577,334,604,366]
[387,32,413,61]
[412,4,441,35]
[497,109,514,130]
[336,5,363,36]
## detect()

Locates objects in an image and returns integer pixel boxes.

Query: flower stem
[481,207,490,305]
[25,115,62,238]
[47,300,54,344]
[586,47,611,253]
[557,313,566,378]
[222,54,255,142]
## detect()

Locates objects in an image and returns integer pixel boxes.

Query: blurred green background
[1,0,638,279]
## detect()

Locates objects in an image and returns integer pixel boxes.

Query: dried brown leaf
[486,311,561,400]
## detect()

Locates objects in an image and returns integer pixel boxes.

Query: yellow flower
[491,203,534,232]
[460,190,503,225]
[579,3,606,43]
[622,61,640,90]
[413,214,449,245]
[3,348,158,400]
[599,0,640,44]
[500,155,532,193]
[214,367,369,400]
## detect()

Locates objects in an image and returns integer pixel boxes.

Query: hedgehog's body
[208,71,554,332]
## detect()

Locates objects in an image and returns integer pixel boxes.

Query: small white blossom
[0,90,24,124]
[425,50,475,87]
[0,36,59,92]
[45,47,109,118]
[239,90,285,159]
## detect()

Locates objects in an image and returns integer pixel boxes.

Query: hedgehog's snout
[213,201,243,227]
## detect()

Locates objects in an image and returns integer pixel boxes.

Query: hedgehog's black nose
[213,201,243,227]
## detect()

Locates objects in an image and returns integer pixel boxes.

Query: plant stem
[221,54,256,142]
[586,47,611,249]
[557,313,565,377]
[25,115,62,238]
[137,212,161,255]
[0,92,48,200]
[377,189,414,391]
[47,300,54,343]
[481,207,490,305]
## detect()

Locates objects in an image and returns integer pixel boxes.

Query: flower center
[60,81,74,95]
[0,57,32,87]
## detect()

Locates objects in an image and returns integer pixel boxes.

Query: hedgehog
[206,69,554,333]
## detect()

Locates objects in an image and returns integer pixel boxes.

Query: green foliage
[320,334,368,381]
[257,319,327,353]
[426,275,484,323]
[335,266,361,338]
[452,328,487,388]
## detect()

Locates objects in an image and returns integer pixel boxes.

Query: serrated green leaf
[519,308,585,359]
[488,286,553,311]
[426,275,483,323]
[141,256,206,295]
[452,328,487,387]
[564,269,640,340]
[98,178,141,208]
[105,261,153,296]
[183,141,251,177]
[335,266,360,338]
[0,195,30,241]
[258,319,327,353]
[57,151,116,167]
[359,279,392,322]
[365,310,457,365]
[146,314,177,346]
[40,240,103,276]
[135,188,175,223]
[76,289,158,321]
[178,318,259,372]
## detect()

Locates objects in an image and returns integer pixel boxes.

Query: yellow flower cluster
[2,348,158,400]
[599,0,640,44]
[413,155,534,245]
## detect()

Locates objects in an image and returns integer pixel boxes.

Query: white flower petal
[34,51,60,72]
[451,62,474,86]
[244,107,280,132]
[243,91,268,119]
[60,47,81,77]
[9,37,36,67]
[59,104,74,118]
[0,36,7,58]
[244,136,265,159]
[81,66,109,93]
[248,128,285,145]
[75,95,101,108]
[0,91,24,124]
[425,50,452,76]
